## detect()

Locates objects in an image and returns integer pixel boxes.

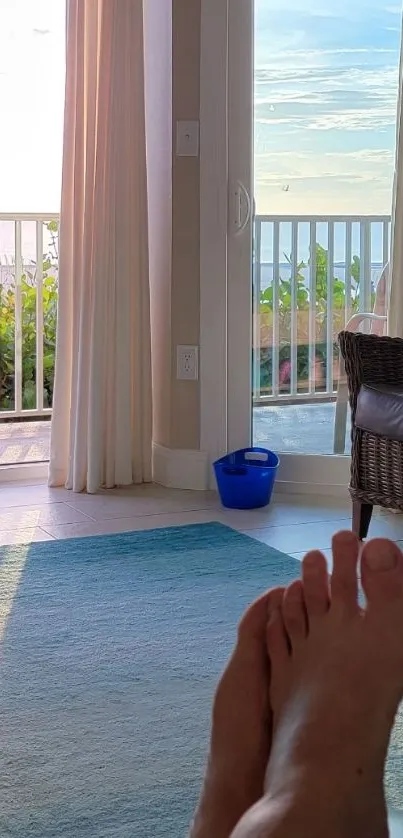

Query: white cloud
[309,108,396,130]
[255,64,399,134]
[255,48,397,74]
[257,149,394,162]
[331,149,394,161]
[279,47,395,57]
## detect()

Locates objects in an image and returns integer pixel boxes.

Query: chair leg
[352,501,373,540]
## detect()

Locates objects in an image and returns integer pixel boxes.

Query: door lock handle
[233,181,251,234]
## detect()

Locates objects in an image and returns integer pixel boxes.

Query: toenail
[364,541,397,572]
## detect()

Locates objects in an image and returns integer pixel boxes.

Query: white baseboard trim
[275,480,350,500]
[152,444,210,491]
[273,453,350,499]
[277,452,350,484]
[0,462,49,484]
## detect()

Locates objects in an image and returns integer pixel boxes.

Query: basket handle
[244,451,268,462]
[222,466,248,476]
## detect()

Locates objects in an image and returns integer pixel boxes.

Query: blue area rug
[0,522,402,837]
[0,523,299,837]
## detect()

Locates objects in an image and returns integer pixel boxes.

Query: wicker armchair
[339,331,403,539]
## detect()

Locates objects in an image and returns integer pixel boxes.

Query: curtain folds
[49,0,152,493]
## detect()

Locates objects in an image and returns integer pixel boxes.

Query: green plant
[257,242,374,394]
[0,221,58,411]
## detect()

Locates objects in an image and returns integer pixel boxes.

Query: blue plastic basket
[214,447,279,510]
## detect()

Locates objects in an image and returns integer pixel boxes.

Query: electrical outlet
[177,345,199,380]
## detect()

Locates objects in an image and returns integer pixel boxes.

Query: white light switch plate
[176,120,200,157]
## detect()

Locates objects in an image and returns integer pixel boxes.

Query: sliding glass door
[226,0,400,484]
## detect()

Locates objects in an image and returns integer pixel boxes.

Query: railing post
[290,221,298,396]
[36,221,44,412]
[383,219,390,272]
[252,218,262,400]
[308,221,317,395]
[360,220,372,314]
[345,221,352,324]
[14,221,23,414]
[272,221,280,398]
[326,221,335,394]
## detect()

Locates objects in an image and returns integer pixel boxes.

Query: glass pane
[253,0,400,455]
[0,2,64,465]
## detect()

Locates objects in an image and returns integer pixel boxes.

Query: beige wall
[170,0,201,450]
[146,0,201,452]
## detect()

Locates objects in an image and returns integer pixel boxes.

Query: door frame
[200,0,229,485]
[199,0,351,495]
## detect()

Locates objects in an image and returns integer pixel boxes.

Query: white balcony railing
[253,215,391,403]
[0,213,391,421]
[0,213,59,420]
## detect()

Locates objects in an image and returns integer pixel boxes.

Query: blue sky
[254,0,402,214]
[0,0,399,222]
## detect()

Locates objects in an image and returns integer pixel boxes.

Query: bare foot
[232,533,403,838]
[189,587,284,838]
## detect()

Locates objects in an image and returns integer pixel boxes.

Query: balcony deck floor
[0,402,350,467]
[0,420,51,466]
[254,401,350,456]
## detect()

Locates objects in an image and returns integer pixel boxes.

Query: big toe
[361,538,403,606]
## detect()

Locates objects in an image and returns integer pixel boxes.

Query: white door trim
[200,0,229,487]
[226,0,254,452]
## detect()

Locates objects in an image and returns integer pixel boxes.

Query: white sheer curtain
[388,30,403,338]
[49,0,152,493]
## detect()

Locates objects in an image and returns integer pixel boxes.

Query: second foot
[190,587,284,838]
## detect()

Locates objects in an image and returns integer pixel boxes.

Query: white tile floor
[2,480,403,837]
[1,480,403,562]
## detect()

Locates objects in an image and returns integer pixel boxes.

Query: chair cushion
[356,384,403,442]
